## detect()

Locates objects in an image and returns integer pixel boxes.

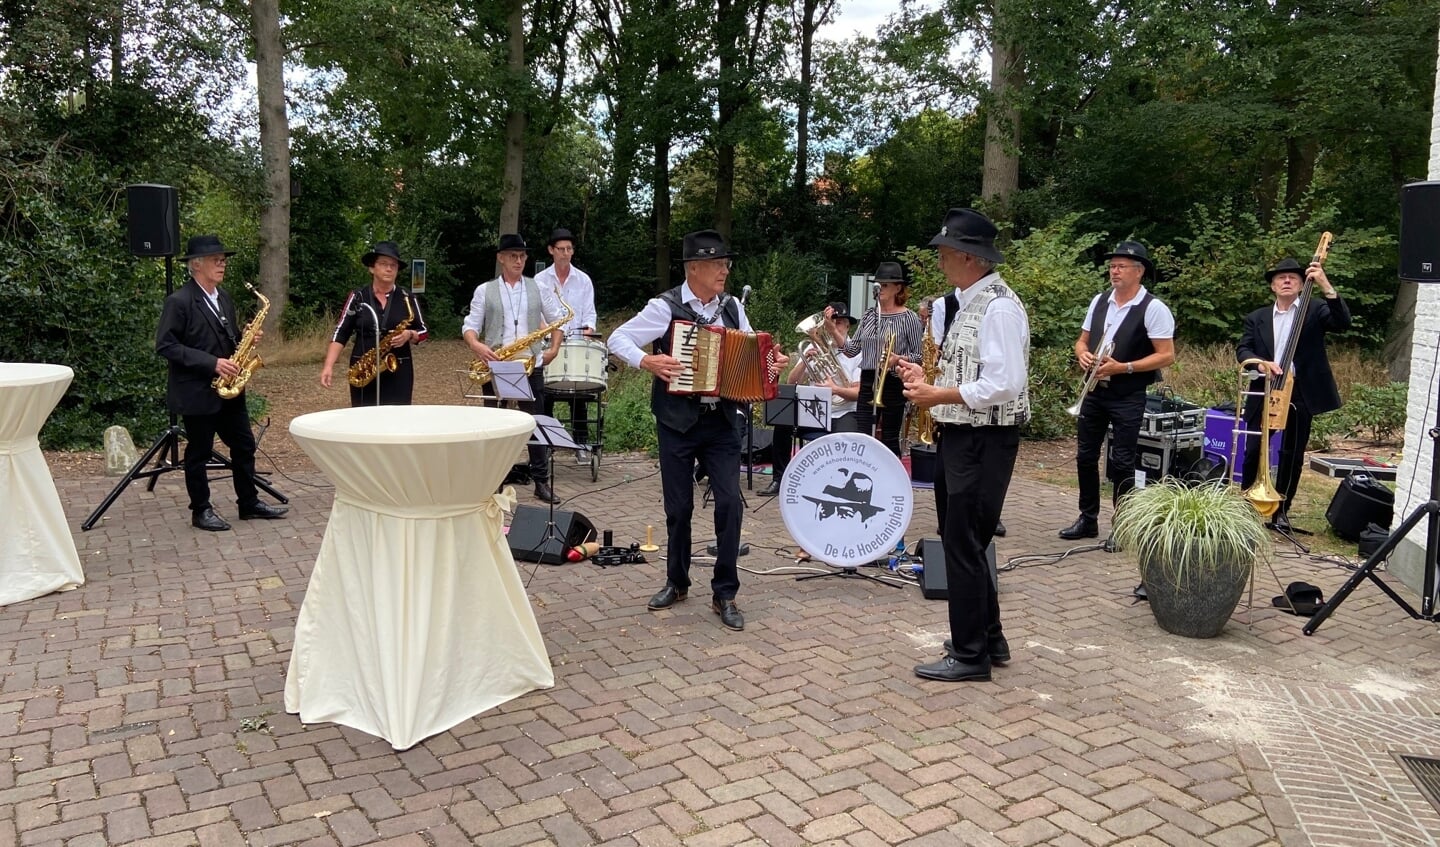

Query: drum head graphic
[778,433,913,567]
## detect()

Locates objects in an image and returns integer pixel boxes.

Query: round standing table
[0,363,84,606]
[285,405,553,750]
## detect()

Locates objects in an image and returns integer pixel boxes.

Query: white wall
[1384,25,1440,597]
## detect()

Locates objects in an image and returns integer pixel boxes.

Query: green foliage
[1111,480,1269,585]
[731,246,831,352]
[1310,381,1408,449]
[1000,213,1112,350]
[600,368,659,455]
[1023,346,1080,441]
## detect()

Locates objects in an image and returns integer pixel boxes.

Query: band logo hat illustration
[779,433,912,567]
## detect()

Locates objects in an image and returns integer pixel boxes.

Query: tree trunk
[793,0,821,197]
[654,136,672,293]
[1284,136,1319,215]
[499,0,527,240]
[980,37,1021,219]
[250,0,290,337]
[713,0,740,242]
[1385,281,1417,382]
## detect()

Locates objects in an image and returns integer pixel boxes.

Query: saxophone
[901,329,940,447]
[468,295,573,387]
[347,293,414,388]
[212,283,268,400]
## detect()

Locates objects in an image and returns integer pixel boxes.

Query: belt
[699,402,723,413]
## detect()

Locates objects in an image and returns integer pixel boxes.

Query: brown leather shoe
[648,583,687,610]
[712,598,744,630]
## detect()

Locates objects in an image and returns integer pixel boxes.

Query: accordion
[667,321,780,403]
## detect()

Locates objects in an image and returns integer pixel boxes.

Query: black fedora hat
[828,301,853,322]
[362,240,404,267]
[497,233,529,253]
[927,208,1004,264]
[1265,257,1306,282]
[1103,240,1154,275]
[682,229,738,263]
[180,234,236,261]
[547,227,576,247]
[872,261,909,285]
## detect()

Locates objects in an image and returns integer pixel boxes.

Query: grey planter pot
[1139,556,1251,638]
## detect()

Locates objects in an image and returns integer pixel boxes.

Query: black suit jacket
[156,279,241,416]
[1236,293,1351,416]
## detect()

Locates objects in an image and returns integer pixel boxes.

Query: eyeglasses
[704,259,733,270]
[551,246,575,254]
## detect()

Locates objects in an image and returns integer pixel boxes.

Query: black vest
[650,287,743,432]
[1089,292,1160,394]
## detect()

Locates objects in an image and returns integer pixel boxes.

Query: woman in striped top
[836,261,924,457]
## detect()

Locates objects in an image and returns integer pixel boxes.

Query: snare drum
[779,433,913,567]
[545,338,609,392]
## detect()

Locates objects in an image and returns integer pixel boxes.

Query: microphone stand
[358,302,382,408]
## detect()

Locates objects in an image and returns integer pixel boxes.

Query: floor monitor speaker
[1400,181,1440,283]
[508,505,597,565]
[919,538,998,600]
[127,184,180,257]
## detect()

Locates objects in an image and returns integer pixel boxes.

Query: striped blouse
[842,307,924,370]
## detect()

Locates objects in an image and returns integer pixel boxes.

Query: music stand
[82,255,287,531]
[515,413,580,559]
[1304,374,1440,634]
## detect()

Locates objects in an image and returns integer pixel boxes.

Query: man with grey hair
[899,208,1029,682]
[155,235,288,531]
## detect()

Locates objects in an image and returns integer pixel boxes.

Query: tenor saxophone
[348,294,415,388]
[468,296,574,387]
[212,283,268,400]
[901,330,940,447]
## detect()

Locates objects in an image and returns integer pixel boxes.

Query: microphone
[740,285,752,305]
[872,281,880,304]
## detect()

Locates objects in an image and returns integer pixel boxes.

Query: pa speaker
[126,184,180,257]
[918,538,998,600]
[1400,181,1440,283]
[508,506,597,565]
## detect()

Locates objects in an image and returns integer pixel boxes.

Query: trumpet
[1066,340,1115,416]
[1233,358,1285,518]
[871,329,897,409]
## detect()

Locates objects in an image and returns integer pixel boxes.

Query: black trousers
[938,424,1019,663]
[1241,402,1311,515]
[182,397,258,513]
[854,368,906,457]
[1075,388,1147,519]
[657,408,742,600]
[348,353,414,407]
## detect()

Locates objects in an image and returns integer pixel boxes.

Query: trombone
[1066,340,1115,417]
[1231,358,1285,518]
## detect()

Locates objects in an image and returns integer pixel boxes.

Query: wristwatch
[1126,362,1135,375]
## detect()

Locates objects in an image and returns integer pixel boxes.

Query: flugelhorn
[1066,340,1115,417]
[1233,358,1285,518]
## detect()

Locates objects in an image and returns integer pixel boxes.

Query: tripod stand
[795,562,903,587]
[1304,378,1440,635]
[81,255,287,531]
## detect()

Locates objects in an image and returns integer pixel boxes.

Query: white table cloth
[285,405,553,749]
[0,363,84,606]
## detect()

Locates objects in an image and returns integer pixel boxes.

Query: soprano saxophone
[468,296,574,387]
[212,283,268,400]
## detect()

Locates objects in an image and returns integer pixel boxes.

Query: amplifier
[1140,393,1205,437]
[918,538,997,600]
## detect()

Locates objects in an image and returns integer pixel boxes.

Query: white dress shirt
[461,276,565,346]
[608,282,753,368]
[1081,285,1176,348]
[1271,302,1299,360]
[534,264,597,337]
[951,273,1030,409]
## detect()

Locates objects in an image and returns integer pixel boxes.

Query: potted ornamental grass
[1111,479,1269,638]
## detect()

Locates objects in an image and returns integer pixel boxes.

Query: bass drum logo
[778,433,913,567]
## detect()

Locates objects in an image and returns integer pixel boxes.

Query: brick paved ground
[6,451,1440,847]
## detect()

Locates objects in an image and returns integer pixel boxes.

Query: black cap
[927,208,1004,264]
[828,301,853,322]
[180,235,236,261]
[361,241,403,267]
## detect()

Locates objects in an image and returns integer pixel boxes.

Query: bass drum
[778,433,913,568]
[545,338,609,392]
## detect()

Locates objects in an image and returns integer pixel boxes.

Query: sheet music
[529,414,583,450]
[796,385,832,430]
[489,360,534,401]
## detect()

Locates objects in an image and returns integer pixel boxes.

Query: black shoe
[712,598,745,630]
[1268,512,1292,533]
[1133,583,1148,601]
[238,501,288,520]
[759,479,781,497]
[994,519,1007,538]
[914,655,991,682]
[944,637,1011,666]
[192,508,231,532]
[648,583,687,610]
[1058,515,1099,540]
[533,481,560,504]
